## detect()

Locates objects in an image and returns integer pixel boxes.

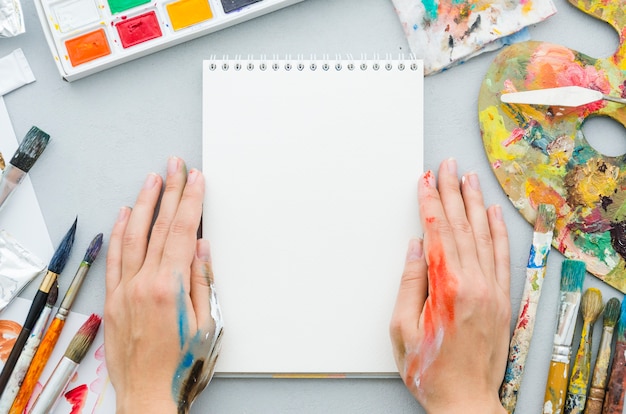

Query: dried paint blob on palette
[478,38,626,291]
[34,0,302,80]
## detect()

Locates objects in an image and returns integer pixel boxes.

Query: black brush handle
[0,291,48,394]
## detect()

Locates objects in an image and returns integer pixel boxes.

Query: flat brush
[564,288,603,413]
[500,203,557,413]
[0,284,58,413]
[0,127,50,213]
[9,233,102,414]
[29,314,101,414]
[602,298,626,414]
[543,259,586,414]
[0,217,76,395]
[584,297,620,414]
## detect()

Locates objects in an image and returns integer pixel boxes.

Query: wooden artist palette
[478,0,626,292]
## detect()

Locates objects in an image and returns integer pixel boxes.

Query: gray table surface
[1,0,625,412]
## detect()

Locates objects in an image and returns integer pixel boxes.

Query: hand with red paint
[390,158,510,414]
[104,157,223,414]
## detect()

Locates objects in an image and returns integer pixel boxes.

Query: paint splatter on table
[478,0,626,292]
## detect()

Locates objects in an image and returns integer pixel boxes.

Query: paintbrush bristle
[48,217,78,274]
[64,314,101,363]
[580,288,604,323]
[47,283,59,306]
[83,233,103,264]
[560,260,586,292]
[603,297,621,328]
[534,204,557,233]
[618,299,626,341]
[10,127,50,172]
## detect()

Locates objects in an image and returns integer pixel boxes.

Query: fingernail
[117,206,130,222]
[467,173,480,191]
[187,169,199,184]
[143,173,158,189]
[406,238,423,262]
[168,156,180,176]
[197,239,212,262]
[446,158,457,176]
[494,205,503,221]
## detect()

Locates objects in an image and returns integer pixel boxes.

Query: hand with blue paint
[104,156,223,414]
[389,158,510,414]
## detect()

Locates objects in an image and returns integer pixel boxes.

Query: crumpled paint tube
[0,49,35,95]
[0,0,24,37]
[0,229,46,311]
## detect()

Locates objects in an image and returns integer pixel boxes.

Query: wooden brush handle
[500,266,548,412]
[584,386,604,414]
[585,328,614,414]
[564,321,594,413]
[8,318,64,414]
[0,291,49,394]
[603,342,626,414]
[565,393,585,414]
[544,360,569,414]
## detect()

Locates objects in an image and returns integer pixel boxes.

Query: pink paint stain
[25,382,43,413]
[90,344,107,393]
[65,384,89,414]
[503,127,525,147]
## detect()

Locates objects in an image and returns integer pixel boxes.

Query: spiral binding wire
[206,55,421,72]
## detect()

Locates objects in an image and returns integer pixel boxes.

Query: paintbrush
[564,288,603,413]
[584,297,621,414]
[500,203,557,413]
[0,284,58,413]
[28,314,101,414]
[543,259,587,414]
[0,127,50,213]
[8,233,102,414]
[0,218,77,395]
[501,86,626,107]
[602,297,626,414]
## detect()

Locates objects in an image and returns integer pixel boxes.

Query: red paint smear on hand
[424,241,458,330]
[65,384,88,414]
[405,238,459,391]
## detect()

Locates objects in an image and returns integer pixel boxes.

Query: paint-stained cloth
[391,0,556,74]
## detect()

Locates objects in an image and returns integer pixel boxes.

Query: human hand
[390,158,510,414]
[104,157,223,414]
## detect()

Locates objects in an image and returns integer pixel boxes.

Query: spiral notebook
[202,58,424,375]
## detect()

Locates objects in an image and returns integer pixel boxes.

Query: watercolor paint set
[33,0,303,81]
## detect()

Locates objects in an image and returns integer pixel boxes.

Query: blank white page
[202,59,423,375]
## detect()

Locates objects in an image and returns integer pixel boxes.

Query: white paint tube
[0,229,45,312]
[0,0,24,37]
[0,49,35,95]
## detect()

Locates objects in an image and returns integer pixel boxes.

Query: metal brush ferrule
[553,291,581,346]
[39,270,58,293]
[59,263,89,311]
[0,164,26,212]
[551,344,571,363]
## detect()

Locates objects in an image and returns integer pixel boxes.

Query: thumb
[390,238,428,364]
